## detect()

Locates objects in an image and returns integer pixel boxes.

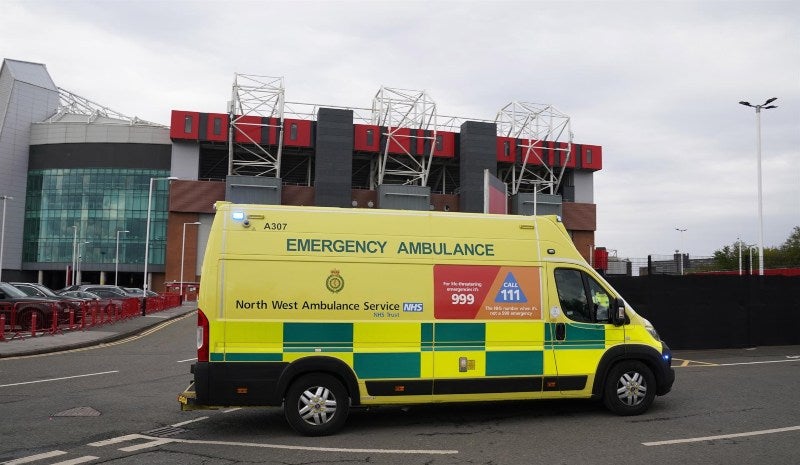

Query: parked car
[58,290,116,318]
[11,282,85,315]
[122,287,159,298]
[0,282,70,330]
[57,284,130,299]
[58,290,103,301]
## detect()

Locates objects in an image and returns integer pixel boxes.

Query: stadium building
[0,58,602,294]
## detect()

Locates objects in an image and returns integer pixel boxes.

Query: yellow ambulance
[179,202,674,436]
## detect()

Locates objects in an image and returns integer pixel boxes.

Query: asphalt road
[1,314,799,465]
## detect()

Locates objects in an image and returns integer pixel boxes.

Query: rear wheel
[284,373,349,436]
[603,360,656,416]
[18,308,45,331]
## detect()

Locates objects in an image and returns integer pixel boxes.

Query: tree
[710,226,800,271]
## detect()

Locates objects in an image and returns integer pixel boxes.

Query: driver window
[587,276,611,322]
[554,269,592,322]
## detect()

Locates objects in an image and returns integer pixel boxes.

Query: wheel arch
[276,356,361,405]
[592,344,668,398]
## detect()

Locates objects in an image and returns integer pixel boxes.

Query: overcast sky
[2,0,798,258]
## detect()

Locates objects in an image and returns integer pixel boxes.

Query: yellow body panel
[198,202,664,406]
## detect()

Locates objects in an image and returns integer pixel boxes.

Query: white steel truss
[371,87,438,187]
[49,87,164,127]
[495,102,572,195]
[228,73,285,177]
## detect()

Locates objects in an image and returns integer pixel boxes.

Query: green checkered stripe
[544,322,606,349]
[214,322,544,379]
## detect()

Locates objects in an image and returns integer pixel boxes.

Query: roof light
[232,211,245,221]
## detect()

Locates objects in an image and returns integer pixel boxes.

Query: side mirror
[611,298,626,326]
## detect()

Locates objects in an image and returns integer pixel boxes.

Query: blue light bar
[232,211,245,221]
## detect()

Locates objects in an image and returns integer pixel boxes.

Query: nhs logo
[403,302,424,312]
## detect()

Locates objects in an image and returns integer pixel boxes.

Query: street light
[115,230,130,286]
[71,225,77,286]
[143,176,178,315]
[675,228,687,275]
[77,241,90,284]
[0,195,13,282]
[737,237,743,276]
[749,246,758,276]
[739,97,778,276]
[180,222,201,301]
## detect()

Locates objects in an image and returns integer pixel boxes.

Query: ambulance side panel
[193,204,672,410]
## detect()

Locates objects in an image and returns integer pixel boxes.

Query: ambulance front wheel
[603,360,656,416]
[284,373,350,436]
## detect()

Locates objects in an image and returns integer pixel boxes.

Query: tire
[603,360,656,416]
[284,373,349,436]
[19,308,44,331]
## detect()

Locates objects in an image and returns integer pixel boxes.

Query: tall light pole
[71,225,78,286]
[675,228,687,275]
[77,241,90,284]
[0,195,13,282]
[739,97,778,276]
[181,222,201,301]
[115,230,130,286]
[737,237,743,276]
[143,176,178,315]
[749,246,758,276]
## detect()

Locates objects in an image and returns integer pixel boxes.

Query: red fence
[0,293,183,342]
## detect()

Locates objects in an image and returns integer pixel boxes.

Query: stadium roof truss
[495,102,573,195]
[371,87,438,187]
[228,73,285,177]
[48,87,165,127]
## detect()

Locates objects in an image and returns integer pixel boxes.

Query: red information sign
[433,265,542,320]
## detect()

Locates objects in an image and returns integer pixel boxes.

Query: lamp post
[115,230,130,286]
[737,237,743,276]
[739,97,778,276]
[71,225,77,286]
[675,228,687,275]
[749,246,758,276]
[143,176,178,315]
[181,222,201,301]
[77,241,90,284]
[0,195,13,282]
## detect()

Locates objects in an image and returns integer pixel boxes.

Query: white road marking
[169,437,459,455]
[88,434,173,452]
[643,425,800,446]
[222,407,242,413]
[177,357,197,363]
[51,457,98,465]
[0,371,119,389]
[171,416,208,427]
[2,450,67,464]
[88,434,143,447]
[119,439,174,452]
[87,433,458,455]
[715,359,800,367]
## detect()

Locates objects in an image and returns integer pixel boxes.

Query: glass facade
[23,168,172,268]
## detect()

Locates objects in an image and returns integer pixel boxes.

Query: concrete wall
[0,60,59,273]
[458,121,496,213]
[314,108,353,207]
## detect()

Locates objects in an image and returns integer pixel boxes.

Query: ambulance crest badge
[326,269,345,293]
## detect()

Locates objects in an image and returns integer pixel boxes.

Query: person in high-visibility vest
[593,290,610,321]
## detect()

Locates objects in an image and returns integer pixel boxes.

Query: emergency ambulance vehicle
[179,202,674,436]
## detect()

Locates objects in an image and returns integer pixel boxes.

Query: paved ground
[0,301,198,358]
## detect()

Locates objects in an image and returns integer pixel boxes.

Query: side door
[545,265,624,395]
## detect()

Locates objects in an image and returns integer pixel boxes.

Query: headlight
[645,326,660,341]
